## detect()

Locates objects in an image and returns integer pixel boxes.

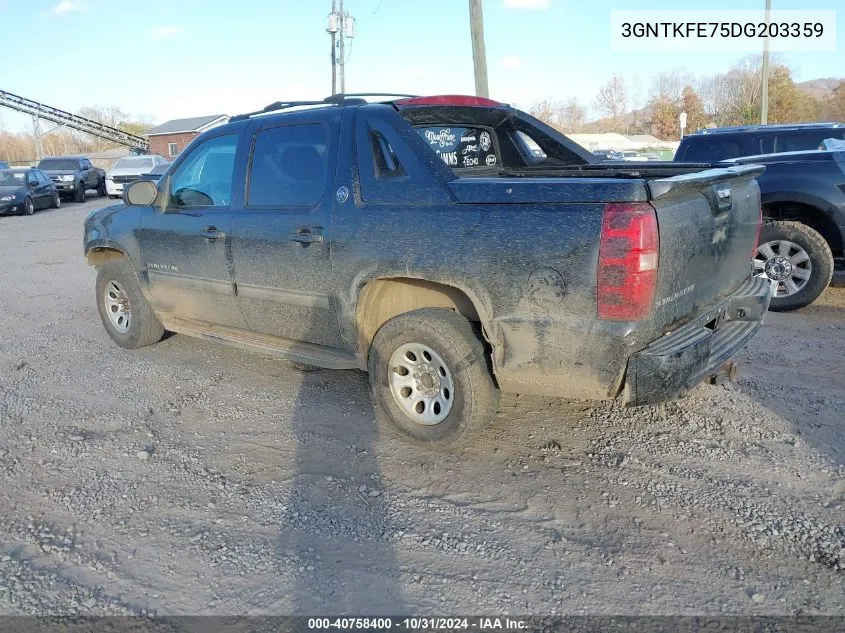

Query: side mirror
[28,180,38,188]
[124,179,158,206]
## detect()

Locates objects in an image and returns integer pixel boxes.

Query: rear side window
[247,124,328,207]
[414,126,498,169]
[679,139,742,162]
[781,131,838,152]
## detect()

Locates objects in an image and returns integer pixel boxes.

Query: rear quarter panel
[331,106,647,399]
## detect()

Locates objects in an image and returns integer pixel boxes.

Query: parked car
[136,160,171,184]
[675,122,845,162]
[83,94,772,448]
[0,160,10,170]
[619,151,649,162]
[717,149,845,311]
[106,155,169,198]
[0,168,61,215]
[36,155,106,203]
[592,149,623,161]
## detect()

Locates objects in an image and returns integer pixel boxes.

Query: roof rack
[230,93,421,122]
[695,122,843,135]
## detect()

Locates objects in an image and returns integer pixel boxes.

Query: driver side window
[168,134,238,209]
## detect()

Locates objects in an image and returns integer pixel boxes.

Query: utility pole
[32,115,44,162]
[327,0,355,95]
[328,0,337,95]
[468,0,489,98]
[339,0,346,94]
[760,0,772,124]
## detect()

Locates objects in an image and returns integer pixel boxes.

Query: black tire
[756,221,833,312]
[74,182,86,203]
[97,178,107,197]
[51,191,61,209]
[368,308,499,449]
[95,258,164,349]
[24,196,34,215]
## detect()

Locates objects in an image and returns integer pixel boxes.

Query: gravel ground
[0,197,843,617]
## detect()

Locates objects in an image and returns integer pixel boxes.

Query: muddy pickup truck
[83,94,773,447]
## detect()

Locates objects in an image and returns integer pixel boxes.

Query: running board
[159,317,359,370]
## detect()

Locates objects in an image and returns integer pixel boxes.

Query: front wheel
[97,178,107,197]
[367,308,499,449]
[95,258,165,349]
[24,196,34,215]
[51,191,61,209]
[754,220,833,312]
[74,183,86,203]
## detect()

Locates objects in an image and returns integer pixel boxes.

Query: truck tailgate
[647,164,764,332]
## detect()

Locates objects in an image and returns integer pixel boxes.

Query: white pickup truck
[106,155,169,199]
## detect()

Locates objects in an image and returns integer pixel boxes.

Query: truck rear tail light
[598,202,659,321]
[395,95,504,107]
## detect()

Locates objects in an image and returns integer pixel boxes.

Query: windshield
[0,171,26,185]
[37,158,79,171]
[113,157,154,170]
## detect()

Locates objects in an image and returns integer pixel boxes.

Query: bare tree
[651,68,694,102]
[555,97,587,132]
[529,99,558,127]
[594,74,628,130]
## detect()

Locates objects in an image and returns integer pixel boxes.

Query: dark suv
[674,122,845,162]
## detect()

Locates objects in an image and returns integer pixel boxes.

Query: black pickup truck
[83,94,773,447]
[36,155,107,203]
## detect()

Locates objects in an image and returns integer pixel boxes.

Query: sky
[0,0,841,133]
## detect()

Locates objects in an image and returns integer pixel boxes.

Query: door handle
[289,229,324,244]
[201,226,225,241]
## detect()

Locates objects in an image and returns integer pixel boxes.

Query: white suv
[106,155,169,198]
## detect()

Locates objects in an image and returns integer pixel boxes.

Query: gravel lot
[0,197,843,617]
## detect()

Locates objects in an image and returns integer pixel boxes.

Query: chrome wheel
[24,198,34,215]
[388,342,455,425]
[753,240,812,298]
[103,280,131,333]
[53,192,61,208]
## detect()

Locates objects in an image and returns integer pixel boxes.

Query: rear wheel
[74,182,85,203]
[367,308,498,449]
[95,258,164,349]
[754,220,833,312]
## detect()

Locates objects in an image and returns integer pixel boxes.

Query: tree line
[0,106,152,164]
[530,54,845,140]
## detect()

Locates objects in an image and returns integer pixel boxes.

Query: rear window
[414,126,498,169]
[678,139,742,162]
[36,158,80,171]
